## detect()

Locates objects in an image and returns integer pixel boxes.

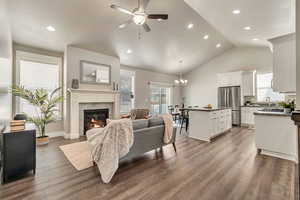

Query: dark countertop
[254,111,292,117]
[241,105,264,108]
[181,107,231,112]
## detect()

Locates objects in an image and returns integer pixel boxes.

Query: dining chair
[180,109,189,135]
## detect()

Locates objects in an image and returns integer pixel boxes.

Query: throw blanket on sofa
[160,114,174,144]
[87,119,133,183]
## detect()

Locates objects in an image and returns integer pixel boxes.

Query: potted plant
[12,86,63,145]
[278,101,294,113]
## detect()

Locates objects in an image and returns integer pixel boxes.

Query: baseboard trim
[261,149,298,163]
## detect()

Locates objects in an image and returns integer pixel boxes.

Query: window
[257,73,284,102]
[150,84,171,115]
[120,70,135,113]
[16,51,62,118]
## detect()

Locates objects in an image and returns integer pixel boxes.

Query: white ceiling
[6,0,233,74]
[184,0,295,47]
[6,0,294,74]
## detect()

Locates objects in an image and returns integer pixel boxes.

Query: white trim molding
[66,89,120,139]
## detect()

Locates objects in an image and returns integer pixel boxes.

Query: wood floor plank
[0,127,296,200]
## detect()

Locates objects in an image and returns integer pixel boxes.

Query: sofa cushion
[149,117,164,127]
[132,119,149,130]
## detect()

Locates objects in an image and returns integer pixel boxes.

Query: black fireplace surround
[83,109,109,135]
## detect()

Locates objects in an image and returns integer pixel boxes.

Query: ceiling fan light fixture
[133,14,146,25]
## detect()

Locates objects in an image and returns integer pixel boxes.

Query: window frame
[256,72,284,103]
[119,69,135,114]
[149,82,173,115]
[15,50,63,119]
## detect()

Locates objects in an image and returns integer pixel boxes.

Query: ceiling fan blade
[143,23,151,32]
[118,20,132,29]
[110,5,134,16]
[139,0,150,11]
[148,14,168,20]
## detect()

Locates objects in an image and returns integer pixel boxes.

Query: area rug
[59,141,93,171]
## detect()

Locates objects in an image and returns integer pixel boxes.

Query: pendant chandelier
[174,60,188,86]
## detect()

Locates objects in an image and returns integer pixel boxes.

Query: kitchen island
[254,111,298,162]
[187,108,232,142]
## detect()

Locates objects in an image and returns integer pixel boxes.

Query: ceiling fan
[110,0,168,32]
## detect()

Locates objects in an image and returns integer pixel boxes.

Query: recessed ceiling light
[119,24,126,29]
[232,9,241,15]
[243,26,251,30]
[46,26,56,32]
[187,23,194,29]
[126,49,132,54]
[252,38,259,41]
[216,43,222,48]
[203,35,209,40]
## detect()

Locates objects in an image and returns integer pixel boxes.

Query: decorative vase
[71,79,79,89]
[36,136,49,146]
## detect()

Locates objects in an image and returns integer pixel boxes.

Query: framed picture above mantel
[80,60,111,85]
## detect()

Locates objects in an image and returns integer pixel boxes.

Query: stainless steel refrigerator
[218,86,241,126]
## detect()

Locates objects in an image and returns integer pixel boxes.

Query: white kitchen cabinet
[217,71,242,87]
[189,109,232,142]
[241,107,260,126]
[217,71,256,97]
[242,71,256,96]
[269,33,296,93]
[255,113,298,162]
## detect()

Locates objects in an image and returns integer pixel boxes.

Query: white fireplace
[65,89,120,139]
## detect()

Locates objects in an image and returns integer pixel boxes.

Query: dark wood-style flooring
[0,128,296,200]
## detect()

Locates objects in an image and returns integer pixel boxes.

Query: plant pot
[36,136,49,146]
[284,108,292,113]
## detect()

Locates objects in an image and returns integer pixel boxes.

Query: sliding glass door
[150,85,171,115]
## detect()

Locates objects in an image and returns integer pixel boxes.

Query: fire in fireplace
[83,109,109,135]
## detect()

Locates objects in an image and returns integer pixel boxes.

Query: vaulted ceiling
[6,0,233,74]
[184,0,295,47]
[6,0,294,74]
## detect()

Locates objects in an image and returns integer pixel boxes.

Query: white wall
[65,46,120,90]
[183,47,273,107]
[0,0,12,122]
[297,0,300,109]
[121,65,181,110]
[64,46,121,132]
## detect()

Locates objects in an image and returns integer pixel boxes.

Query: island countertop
[180,107,231,112]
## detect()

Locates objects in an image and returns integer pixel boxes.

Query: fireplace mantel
[67,88,119,94]
[65,88,120,139]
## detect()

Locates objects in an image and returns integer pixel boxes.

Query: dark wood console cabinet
[0,129,36,184]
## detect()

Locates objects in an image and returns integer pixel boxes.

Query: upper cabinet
[242,71,256,96]
[217,71,256,96]
[269,33,296,93]
[217,71,242,87]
